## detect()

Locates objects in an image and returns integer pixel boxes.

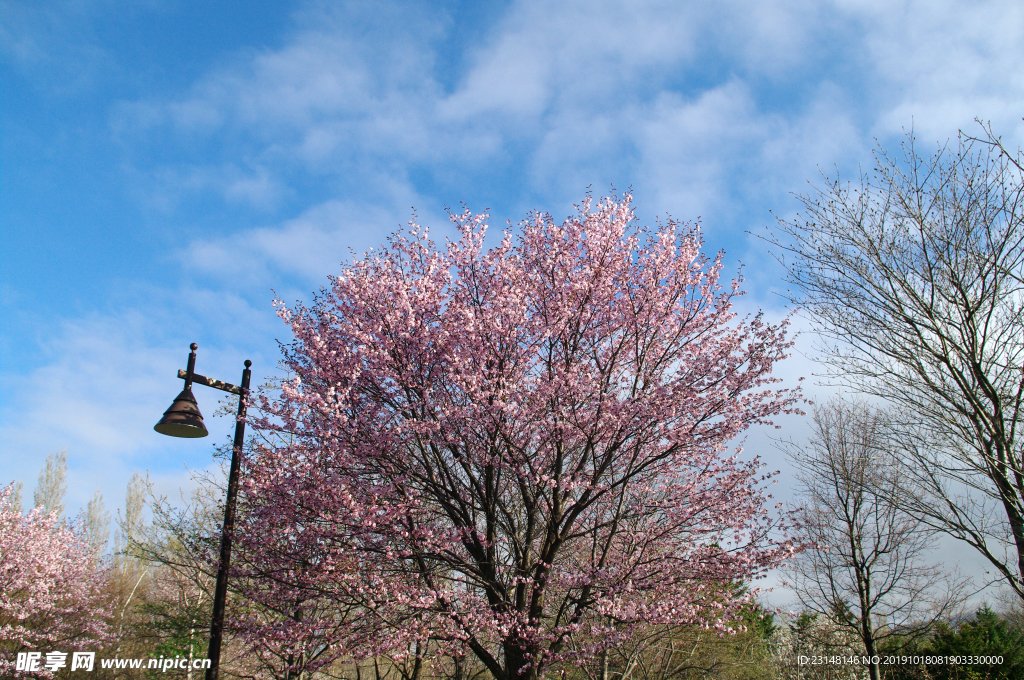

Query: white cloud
[836,0,1024,140]
[0,0,118,96]
[109,0,1021,244]
[632,82,767,217]
[180,198,418,284]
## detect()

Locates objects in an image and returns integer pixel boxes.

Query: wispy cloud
[0,0,121,96]
[111,0,1023,235]
[180,198,429,285]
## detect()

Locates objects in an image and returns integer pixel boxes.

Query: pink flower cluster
[1,486,114,678]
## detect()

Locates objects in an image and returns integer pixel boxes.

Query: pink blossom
[0,486,114,678]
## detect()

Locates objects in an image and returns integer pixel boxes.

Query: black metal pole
[205,359,251,680]
[185,343,197,389]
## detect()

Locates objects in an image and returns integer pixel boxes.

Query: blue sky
[2,0,1023,572]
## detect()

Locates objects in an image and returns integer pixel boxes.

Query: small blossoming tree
[237,195,800,680]
[0,485,114,678]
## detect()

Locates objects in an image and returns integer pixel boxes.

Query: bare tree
[767,125,1024,599]
[126,481,217,680]
[8,481,23,514]
[34,448,68,517]
[114,472,149,584]
[83,489,111,557]
[783,400,967,680]
[771,612,869,680]
[580,619,777,680]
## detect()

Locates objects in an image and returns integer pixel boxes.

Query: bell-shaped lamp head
[154,387,209,438]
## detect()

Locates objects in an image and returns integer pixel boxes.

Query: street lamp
[155,342,251,680]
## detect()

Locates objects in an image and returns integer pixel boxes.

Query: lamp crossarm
[177,369,245,396]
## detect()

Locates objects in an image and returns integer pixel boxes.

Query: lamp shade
[154,387,209,438]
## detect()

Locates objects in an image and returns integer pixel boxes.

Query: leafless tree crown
[33,448,68,517]
[783,400,966,680]
[768,125,1024,599]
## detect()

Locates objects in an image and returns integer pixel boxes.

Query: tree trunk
[503,642,537,680]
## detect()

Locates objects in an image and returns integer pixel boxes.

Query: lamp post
[155,343,251,680]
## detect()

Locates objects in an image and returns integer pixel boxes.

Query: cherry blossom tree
[0,484,114,677]
[238,194,801,680]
